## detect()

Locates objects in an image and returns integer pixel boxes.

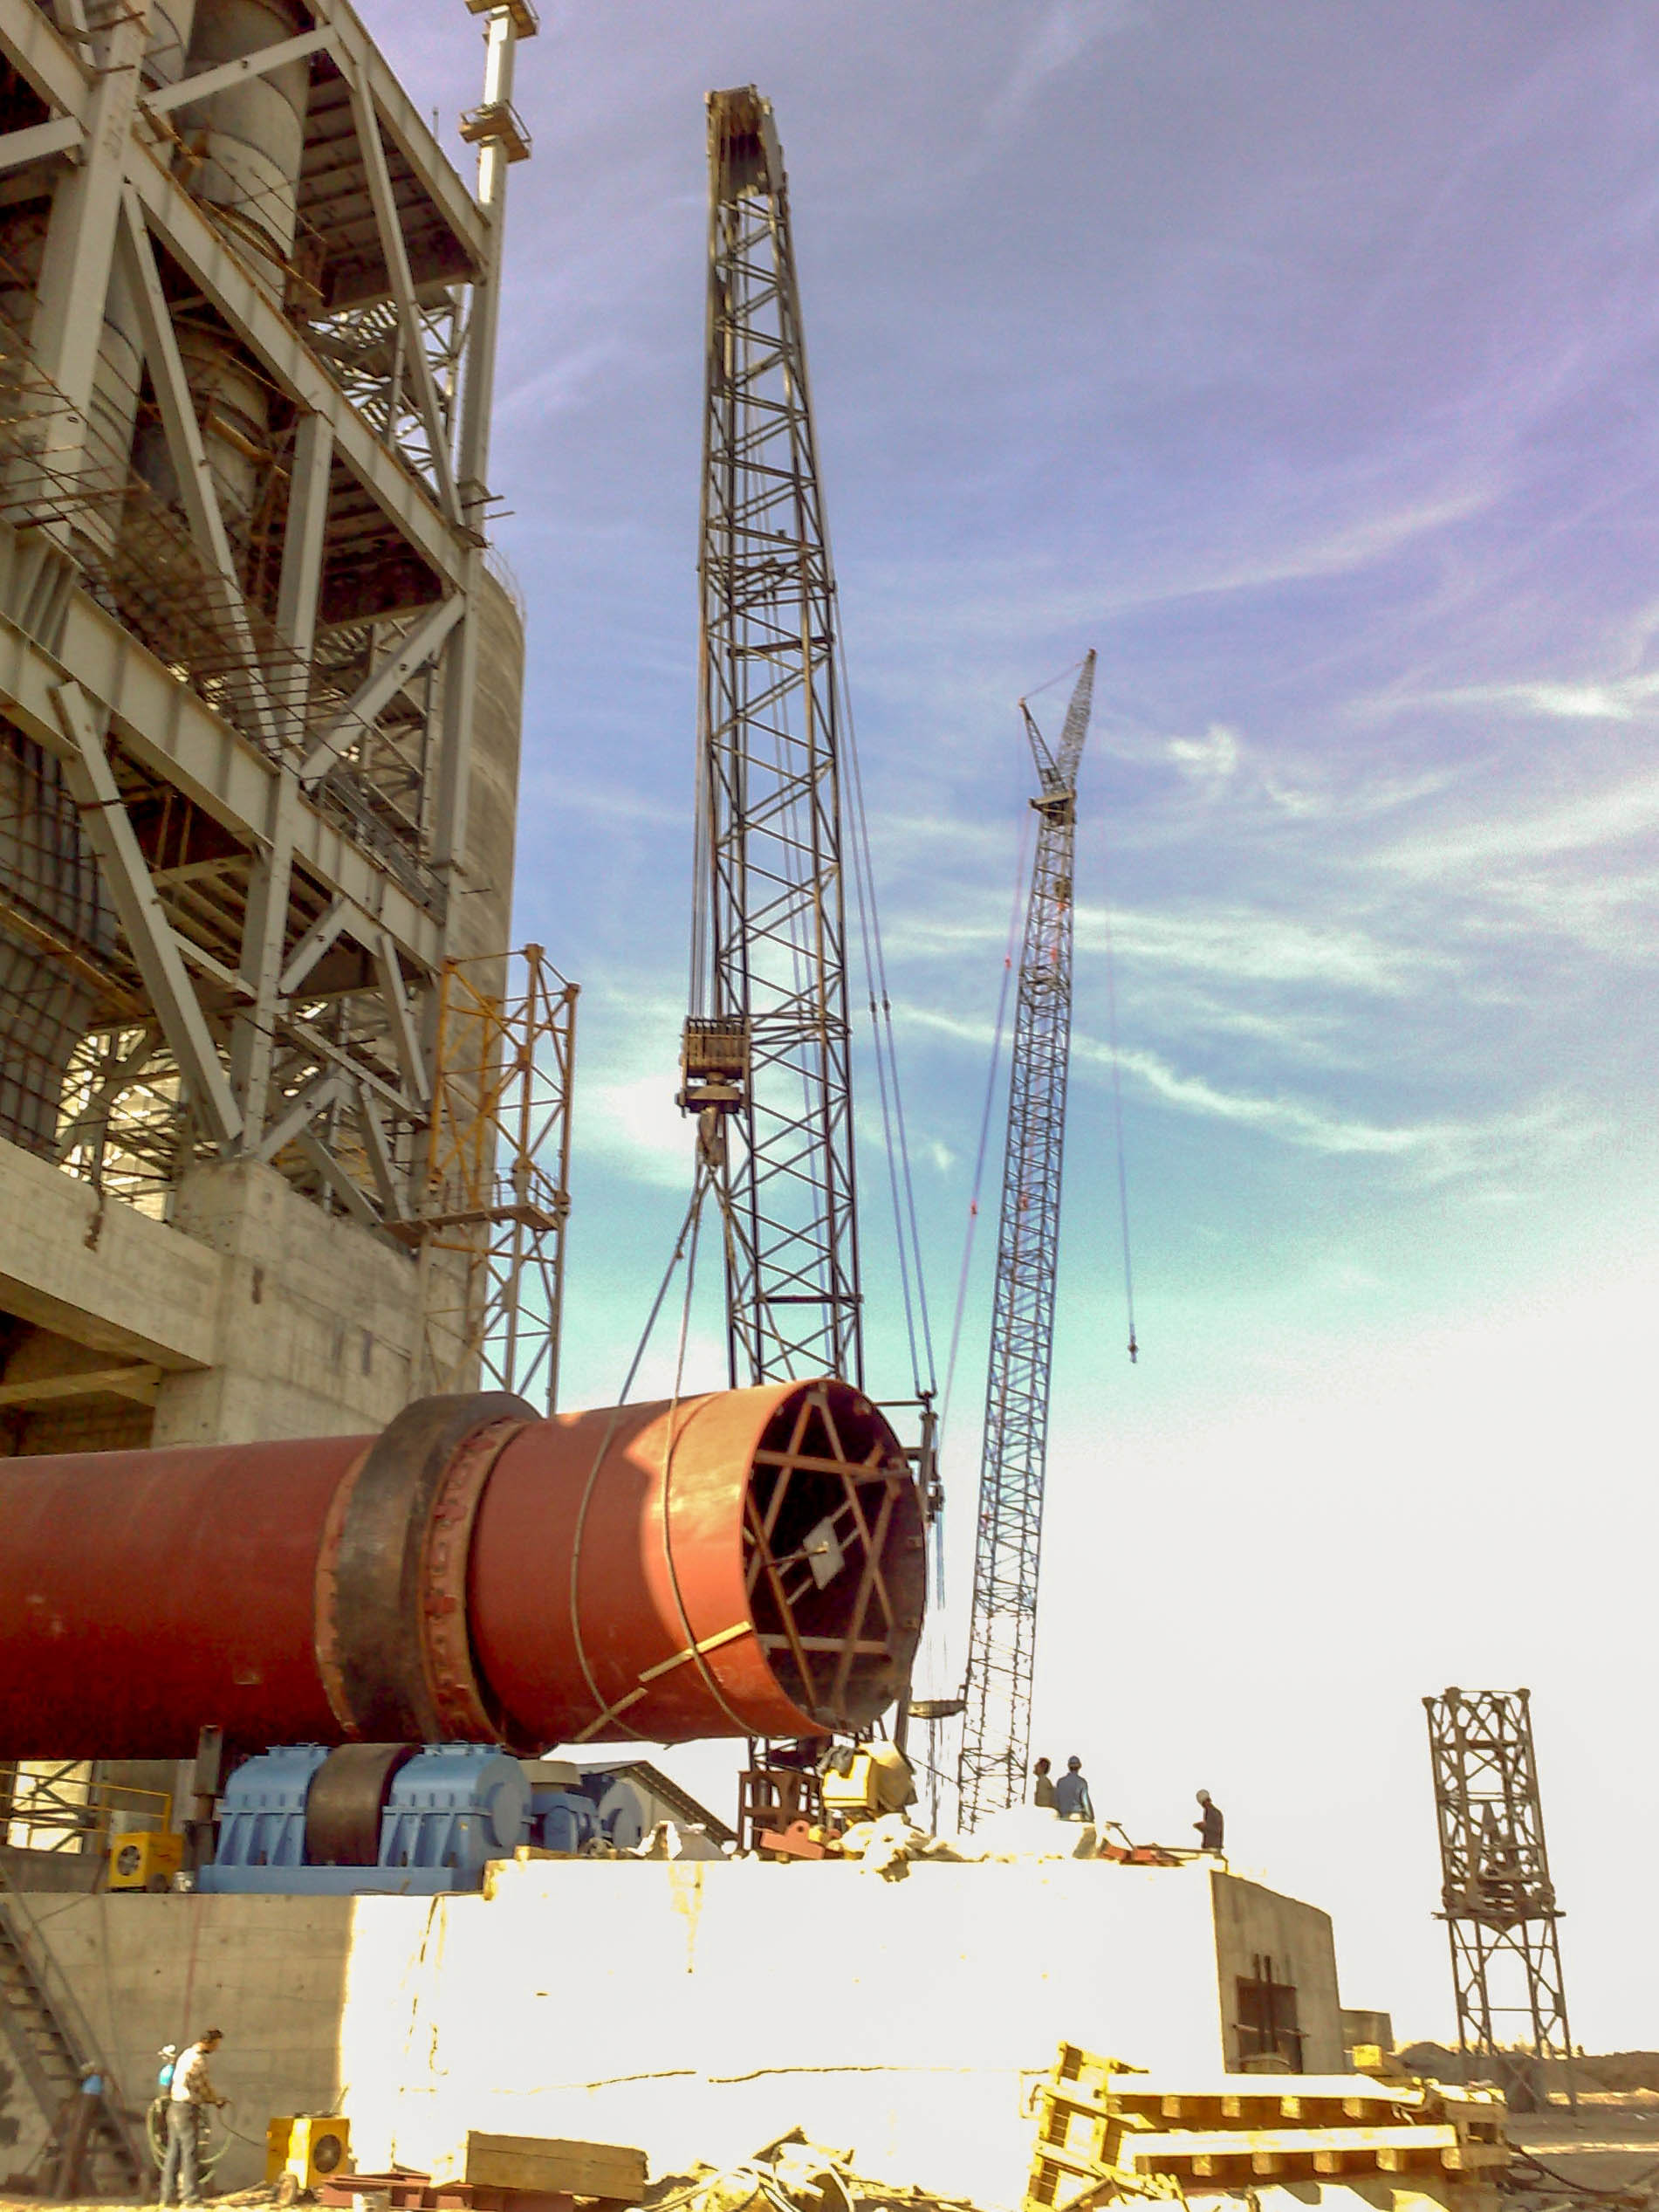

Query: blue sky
[362,3,1659,2050]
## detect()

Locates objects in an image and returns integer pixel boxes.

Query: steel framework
[957,653,1095,1826]
[684,85,861,1391]
[413,943,576,1412]
[0,0,534,1266]
[1425,1686,1575,2099]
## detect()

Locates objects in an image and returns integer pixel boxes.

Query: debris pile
[752,1807,1189,1879]
[647,2131,982,2212]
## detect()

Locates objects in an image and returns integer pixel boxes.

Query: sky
[360,1,1659,2051]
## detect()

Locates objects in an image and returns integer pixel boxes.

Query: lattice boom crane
[682,86,862,1391]
[957,653,1096,1825]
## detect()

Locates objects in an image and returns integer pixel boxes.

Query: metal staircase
[0,1858,146,2195]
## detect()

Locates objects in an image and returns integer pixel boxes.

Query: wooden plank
[1107,2077,1424,2108]
[1123,2126,1458,2164]
[430,2134,647,2203]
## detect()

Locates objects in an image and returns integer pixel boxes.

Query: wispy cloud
[1375,768,1659,877]
[1080,905,1440,995]
[1410,673,1659,723]
[1080,1038,1594,1182]
[989,0,1143,131]
[901,1005,1588,1179]
[1166,724,1241,784]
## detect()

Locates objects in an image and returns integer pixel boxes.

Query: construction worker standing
[1053,1756,1093,1821]
[1195,1791,1224,1853]
[1031,1757,1058,1809]
[160,2028,226,2207]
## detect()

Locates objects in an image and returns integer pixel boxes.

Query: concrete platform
[0,1856,1344,2208]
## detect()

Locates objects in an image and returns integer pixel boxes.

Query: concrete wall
[5,1859,1346,2209]
[154,1159,419,1443]
[1211,1869,1347,2072]
[0,1139,220,1372]
[0,1890,351,2188]
[0,1143,421,1453]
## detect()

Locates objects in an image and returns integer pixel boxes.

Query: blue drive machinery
[197,1743,647,1894]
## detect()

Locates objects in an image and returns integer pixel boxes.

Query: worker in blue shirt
[1053,1755,1093,1821]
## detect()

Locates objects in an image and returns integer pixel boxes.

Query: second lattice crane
[957,652,1097,1829]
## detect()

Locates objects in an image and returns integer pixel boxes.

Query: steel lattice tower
[682,86,862,1390]
[1425,1687,1575,2101]
[958,655,1096,1825]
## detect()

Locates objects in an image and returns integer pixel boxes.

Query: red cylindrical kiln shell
[0,1379,923,1759]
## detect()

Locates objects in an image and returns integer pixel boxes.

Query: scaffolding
[1425,1686,1575,2106]
[415,945,575,1412]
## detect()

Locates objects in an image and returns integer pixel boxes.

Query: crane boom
[957,652,1096,1825]
[683,85,862,1391]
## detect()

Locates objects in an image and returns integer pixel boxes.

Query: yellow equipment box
[267,2115,351,2188]
[108,1831,185,1892]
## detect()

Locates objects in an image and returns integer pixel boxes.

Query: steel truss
[1425,1686,1576,2101]
[0,0,537,1274]
[958,654,1095,1827]
[415,944,576,1412]
[687,86,861,1391]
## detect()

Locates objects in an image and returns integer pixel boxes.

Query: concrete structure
[0,0,538,1458]
[0,1858,1345,2207]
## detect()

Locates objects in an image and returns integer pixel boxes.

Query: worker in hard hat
[1031,1756,1058,1810]
[1053,1755,1093,1821]
[1195,1791,1224,1853]
[160,2028,227,2206]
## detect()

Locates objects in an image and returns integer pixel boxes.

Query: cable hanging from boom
[1100,896,1138,1364]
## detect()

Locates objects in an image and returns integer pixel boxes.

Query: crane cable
[1100,893,1139,1364]
[940,801,1032,1454]
[839,654,937,1405]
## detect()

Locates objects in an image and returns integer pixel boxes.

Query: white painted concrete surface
[3,1858,1344,2207]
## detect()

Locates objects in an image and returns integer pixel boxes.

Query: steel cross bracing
[1425,1686,1576,2104]
[687,86,861,1390]
[0,0,543,1295]
[957,653,1095,1828]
